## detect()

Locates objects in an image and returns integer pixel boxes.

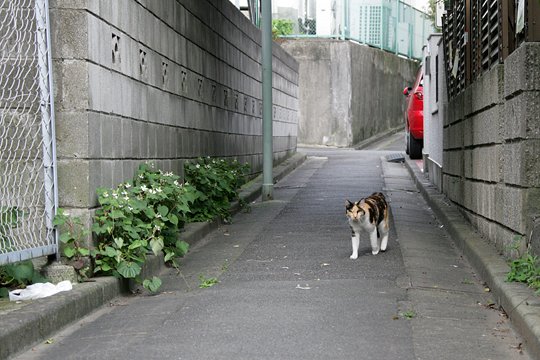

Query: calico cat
[345,192,389,259]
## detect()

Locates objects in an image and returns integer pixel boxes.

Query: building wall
[443,43,540,257]
[50,0,299,212]
[281,39,417,147]
[423,34,445,192]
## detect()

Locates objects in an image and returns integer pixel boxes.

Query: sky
[405,0,430,12]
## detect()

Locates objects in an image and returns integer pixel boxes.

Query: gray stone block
[88,160,102,207]
[442,149,463,177]
[463,106,502,147]
[88,112,102,158]
[469,64,503,114]
[442,174,463,205]
[495,185,527,234]
[51,9,88,59]
[464,145,501,183]
[57,159,90,208]
[502,140,540,187]
[503,91,540,140]
[56,112,89,158]
[505,42,540,97]
[55,60,89,111]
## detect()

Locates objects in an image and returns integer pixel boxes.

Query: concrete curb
[403,157,540,358]
[0,152,307,360]
[354,126,404,150]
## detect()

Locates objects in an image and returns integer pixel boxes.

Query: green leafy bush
[0,261,49,298]
[507,253,540,294]
[91,164,194,290]
[184,157,249,222]
[53,208,91,280]
[0,207,24,252]
[44,158,249,294]
[272,19,294,39]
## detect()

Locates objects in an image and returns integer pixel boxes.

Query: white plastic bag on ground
[9,280,72,301]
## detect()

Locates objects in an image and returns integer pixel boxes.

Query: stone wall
[281,39,417,147]
[50,0,299,213]
[443,43,540,257]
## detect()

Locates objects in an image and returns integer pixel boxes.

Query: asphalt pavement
[9,133,533,359]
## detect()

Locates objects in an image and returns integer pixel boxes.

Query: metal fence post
[36,0,59,260]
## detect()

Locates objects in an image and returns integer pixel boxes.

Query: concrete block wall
[443,42,540,257]
[50,0,299,211]
[280,39,417,147]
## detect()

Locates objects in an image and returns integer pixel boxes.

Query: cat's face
[346,200,366,222]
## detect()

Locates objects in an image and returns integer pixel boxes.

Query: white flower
[128,206,133,211]
[154,225,161,232]
[139,174,144,179]
[123,196,129,201]
[141,185,148,192]
[196,164,201,169]
[173,180,179,187]
[155,213,162,219]
[103,192,109,198]
[125,183,131,189]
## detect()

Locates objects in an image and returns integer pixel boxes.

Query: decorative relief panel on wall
[161,61,169,87]
[223,88,229,108]
[139,49,147,80]
[197,78,203,98]
[211,83,217,103]
[181,69,188,93]
[111,33,120,65]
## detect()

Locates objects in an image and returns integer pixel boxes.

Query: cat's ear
[345,199,353,207]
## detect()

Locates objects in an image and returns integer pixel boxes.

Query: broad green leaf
[114,237,124,249]
[109,210,125,219]
[79,248,90,256]
[117,261,141,278]
[144,208,156,218]
[101,263,111,272]
[169,214,179,225]
[63,247,76,258]
[142,276,162,293]
[164,251,175,263]
[105,246,117,258]
[7,261,34,282]
[150,237,164,256]
[59,232,71,244]
[128,240,143,250]
[157,205,169,217]
[176,240,189,256]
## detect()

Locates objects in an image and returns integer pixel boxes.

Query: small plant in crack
[399,310,416,319]
[198,275,219,288]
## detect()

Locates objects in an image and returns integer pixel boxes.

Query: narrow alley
[15,134,529,359]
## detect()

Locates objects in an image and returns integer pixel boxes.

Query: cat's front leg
[369,230,380,255]
[350,233,360,259]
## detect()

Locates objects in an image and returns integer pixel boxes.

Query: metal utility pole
[262,0,273,201]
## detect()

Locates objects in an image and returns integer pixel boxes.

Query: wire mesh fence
[273,0,434,60]
[0,0,58,265]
